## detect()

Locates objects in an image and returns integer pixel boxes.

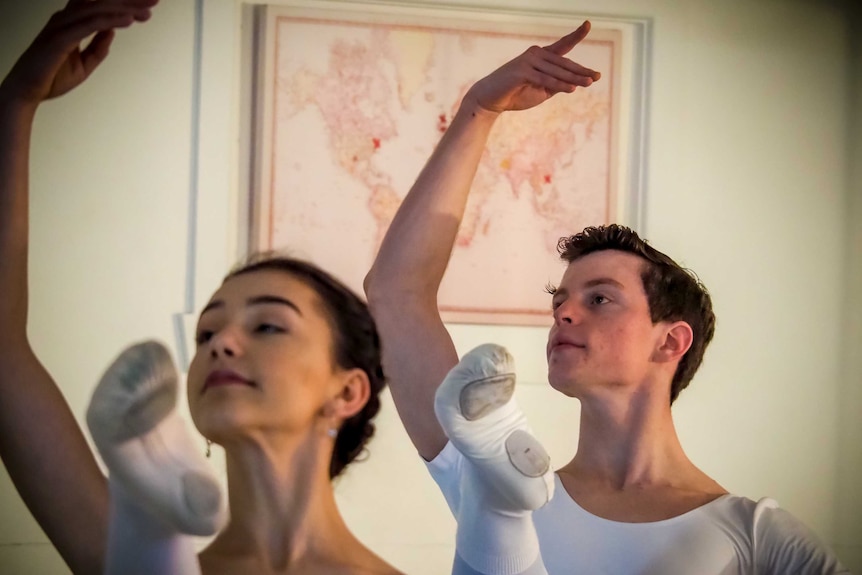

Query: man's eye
[195,331,213,345]
[591,295,609,305]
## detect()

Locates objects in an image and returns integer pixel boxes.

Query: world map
[259,11,620,325]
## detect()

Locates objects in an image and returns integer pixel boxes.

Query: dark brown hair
[226,254,386,478]
[556,225,715,404]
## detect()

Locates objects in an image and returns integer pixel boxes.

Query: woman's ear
[653,320,693,364]
[330,368,371,420]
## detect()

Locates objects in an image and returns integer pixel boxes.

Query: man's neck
[567,385,690,487]
[556,386,727,522]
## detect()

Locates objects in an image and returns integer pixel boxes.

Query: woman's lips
[203,370,254,391]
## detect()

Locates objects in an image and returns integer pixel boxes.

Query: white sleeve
[425,440,465,518]
[753,498,850,574]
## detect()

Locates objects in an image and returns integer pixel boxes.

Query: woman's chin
[191,405,260,441]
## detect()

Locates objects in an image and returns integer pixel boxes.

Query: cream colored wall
[0,0,197,571]
[834,5,862,569]
[0,0,859,574]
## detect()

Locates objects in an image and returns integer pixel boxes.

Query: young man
[364,22,849,574]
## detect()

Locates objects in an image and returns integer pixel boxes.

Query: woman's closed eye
[254,323,286,335]
[195,330,214,345]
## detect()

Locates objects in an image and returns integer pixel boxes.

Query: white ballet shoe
[434,343,553,512]
[86,340,227,536]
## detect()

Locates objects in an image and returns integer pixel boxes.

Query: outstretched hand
[0,0,157,107]
[464,21,601,115]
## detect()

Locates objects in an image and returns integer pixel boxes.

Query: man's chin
[547,376,583,398]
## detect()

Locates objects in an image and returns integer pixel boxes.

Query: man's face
[546,250,668,397]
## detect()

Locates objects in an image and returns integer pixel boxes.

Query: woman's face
[187,269,343,444]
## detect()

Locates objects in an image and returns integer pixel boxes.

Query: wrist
[0,86,38,124]
[454,94,501,127]
[0,75,40,113]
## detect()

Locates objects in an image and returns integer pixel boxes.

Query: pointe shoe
[87,341,226,535]
[434,343,553,512]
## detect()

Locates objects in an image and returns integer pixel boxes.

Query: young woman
[0,2,398,573]
[0,2,585,573]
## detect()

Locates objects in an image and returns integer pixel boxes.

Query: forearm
[365,97,499,302]
[0,92,37,343]
[364,97,500,460]
[0,350,109,574]
[364,27,596,458]
[0,92,110,575]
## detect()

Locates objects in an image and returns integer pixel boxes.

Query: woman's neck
[202,431,358,571]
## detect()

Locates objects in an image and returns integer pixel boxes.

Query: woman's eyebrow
[247,295,303,316]
[199,300,224,319]
[198,295,303,320]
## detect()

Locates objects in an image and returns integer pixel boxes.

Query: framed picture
[246,1,649,326]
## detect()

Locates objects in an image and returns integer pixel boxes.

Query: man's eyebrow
[198,295,303,318]
[583,277,625,289]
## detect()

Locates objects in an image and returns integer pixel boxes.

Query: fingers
[512,49,596,99]
[528,48,600,88]
[536,22,601,84]
[42,1,154,51]
[49,0,158,32]
[544,21,591,55]
[521,68,581,97]
[80,29,115,75]
[64,0,159,8]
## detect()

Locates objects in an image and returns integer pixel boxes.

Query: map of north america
[266,16,616,324]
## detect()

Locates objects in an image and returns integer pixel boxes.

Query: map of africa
[257,8,621,325]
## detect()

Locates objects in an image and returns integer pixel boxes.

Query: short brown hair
[556,225,715,404]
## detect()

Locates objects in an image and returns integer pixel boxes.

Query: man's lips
[203,370,254,391]
[548,336,586,356]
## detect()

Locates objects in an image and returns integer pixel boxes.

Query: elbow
[363,264,394,311]
[364,264,433,315]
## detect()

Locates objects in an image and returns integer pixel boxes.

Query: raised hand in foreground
[0,0,157,108]
[436,344,553,575]
[463,21,600,116]
[87,341,227,575]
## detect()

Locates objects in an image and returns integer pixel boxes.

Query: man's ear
[330,368,371,420]
[653,321,693,364]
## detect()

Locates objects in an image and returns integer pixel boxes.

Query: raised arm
[364,23,600,460]
[0,1,156,571]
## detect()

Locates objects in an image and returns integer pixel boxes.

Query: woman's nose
[209,328,240,359]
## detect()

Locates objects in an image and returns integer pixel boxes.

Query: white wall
[0,0,859,573]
